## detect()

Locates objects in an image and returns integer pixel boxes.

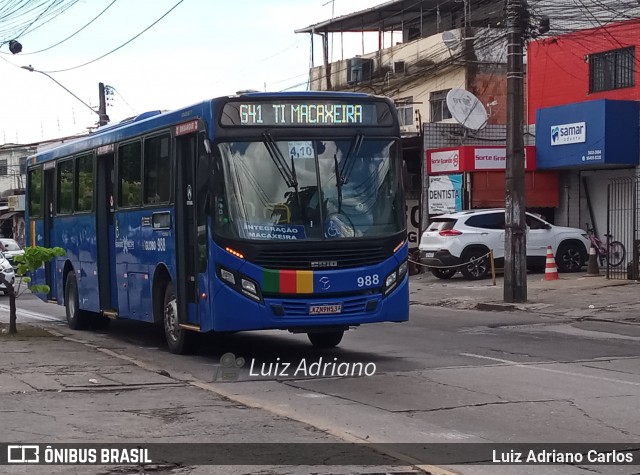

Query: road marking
[461,352,640,386]
[0,304,62,323]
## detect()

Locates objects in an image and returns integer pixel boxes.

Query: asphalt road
[4,287,640,475]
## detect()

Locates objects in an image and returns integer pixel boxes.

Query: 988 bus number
[357,274,379,287]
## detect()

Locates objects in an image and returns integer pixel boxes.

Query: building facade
[0,144,34,246]
[528,18,640,240]
[298,1,640,258]
[296,0,508,246]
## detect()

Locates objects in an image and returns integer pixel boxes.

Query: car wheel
[65,271,90,330]
[431,268,457,279]
[307,331,344,348]
[460,249,490,280]
[163,282,198,355]
[556,243,585,273]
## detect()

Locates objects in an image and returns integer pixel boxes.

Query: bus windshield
[216,137,403,240]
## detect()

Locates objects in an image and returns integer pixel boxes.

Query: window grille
[589,47,635,93]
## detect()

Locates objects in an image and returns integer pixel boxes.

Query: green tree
[0,246,66,334]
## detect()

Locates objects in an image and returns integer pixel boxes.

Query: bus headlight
[220,268,236,285]
[218,266,263,303]
[385,272,397,289]
[384,260,408,295]
[241,278,261,301]
[398,260,408,278]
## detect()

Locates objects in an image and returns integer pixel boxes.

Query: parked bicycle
[585,223,626,267]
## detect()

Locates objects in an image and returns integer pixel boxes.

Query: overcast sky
[0,0,383,145]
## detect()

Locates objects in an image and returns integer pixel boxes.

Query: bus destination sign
[221,101,392,127]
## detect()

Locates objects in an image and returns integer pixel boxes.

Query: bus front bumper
[206,276,409,333]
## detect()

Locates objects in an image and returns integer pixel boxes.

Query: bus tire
[65,272,90,330]
[163,282,198,355]
[307,330,344,348]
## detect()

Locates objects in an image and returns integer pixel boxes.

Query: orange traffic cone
[544,246,559,281]
[584,245,601,277]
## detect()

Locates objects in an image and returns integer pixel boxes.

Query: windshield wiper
[334,153,343,213]
[340,132,364,185]
[288,149,303,217]
[262,132,297,188]
[262,132,304,220]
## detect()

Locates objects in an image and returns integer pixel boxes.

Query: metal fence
[607,177,640,280]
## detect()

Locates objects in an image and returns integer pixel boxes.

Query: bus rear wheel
[65,271,90,330]
[163,282,198,355]
[307,330,344,348]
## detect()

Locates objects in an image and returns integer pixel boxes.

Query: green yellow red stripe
[263,269,313,294]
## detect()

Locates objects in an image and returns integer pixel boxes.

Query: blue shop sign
[535,100,639,169]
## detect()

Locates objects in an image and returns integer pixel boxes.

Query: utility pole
[98,82,110,126]
[504,0,527,303]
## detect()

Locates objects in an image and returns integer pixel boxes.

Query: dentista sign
[551,122,586,146]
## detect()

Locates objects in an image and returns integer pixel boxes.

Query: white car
[0,238,25,270]
[419,209,591,279]
[0,253,16,294]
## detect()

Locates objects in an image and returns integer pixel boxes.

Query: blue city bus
[26,92,408,354]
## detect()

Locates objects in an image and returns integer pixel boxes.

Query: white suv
[419,209,591,280]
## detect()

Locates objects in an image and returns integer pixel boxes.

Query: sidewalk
[409,269,640,321]
[0,324,414,475]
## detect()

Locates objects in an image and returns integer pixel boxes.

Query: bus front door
[96,152,117,311]
[174,133,200,327]
[43,167,56,300]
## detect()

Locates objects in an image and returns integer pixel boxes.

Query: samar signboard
[535,100,639,169]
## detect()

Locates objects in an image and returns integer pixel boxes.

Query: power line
[20,0,119,55]
[40,0,186,73]
[0,0,80,48]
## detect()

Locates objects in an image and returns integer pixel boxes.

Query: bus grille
[251,245,388,269]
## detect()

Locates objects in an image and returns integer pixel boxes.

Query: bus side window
[144,134,171,205]
[118,141,142,208]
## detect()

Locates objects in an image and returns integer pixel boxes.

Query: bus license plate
[309,303,342,315]
[423,252,435,258]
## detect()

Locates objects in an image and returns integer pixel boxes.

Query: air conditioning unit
[392,61,406,74]
[347,57,374,84]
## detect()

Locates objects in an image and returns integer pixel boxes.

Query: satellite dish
[446,89,488,131]
[442,31,460,50]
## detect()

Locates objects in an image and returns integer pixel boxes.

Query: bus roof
[27,91,390,166]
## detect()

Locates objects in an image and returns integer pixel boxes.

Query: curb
[475,302,517,312]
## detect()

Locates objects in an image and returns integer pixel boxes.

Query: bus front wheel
[65,271,90,330]
[307,330,344,348]
[163,283,198,355]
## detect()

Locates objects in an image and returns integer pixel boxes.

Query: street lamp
[20,65,109,126]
